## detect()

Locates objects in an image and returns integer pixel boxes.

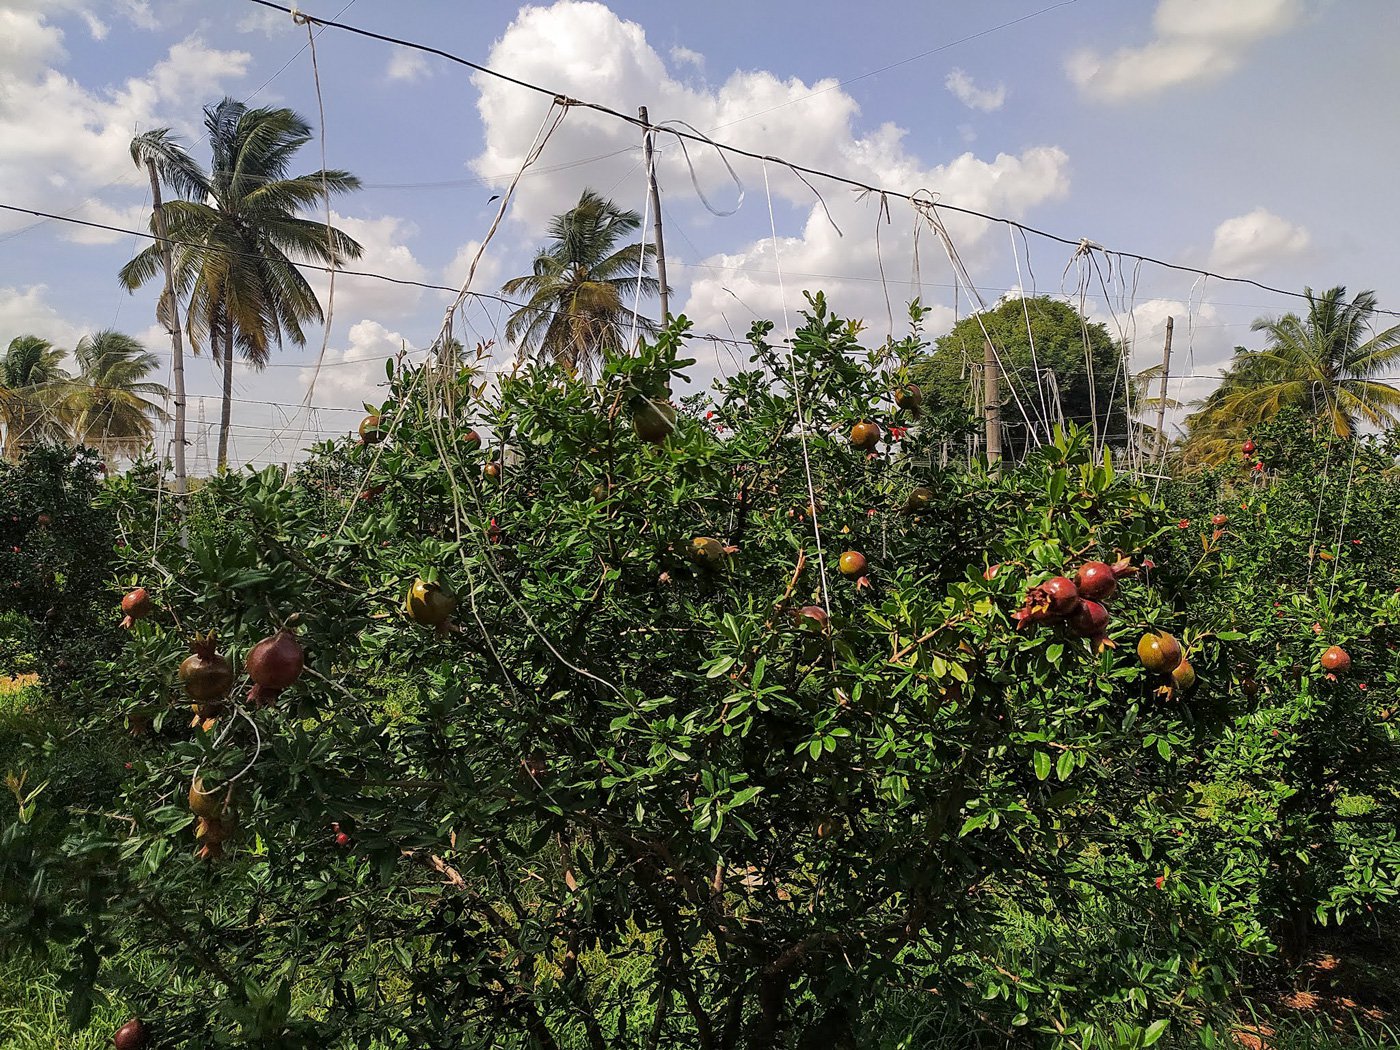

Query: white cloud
[0,8,68,77]
[79,11,106,40]
[0,25,250,241]
[1208,207,1310,275]
[149,36,252,103]
[670,45,704,71]
[944,69,1006,112]
[1067,0,1303,102]
[467,0,1071,381]
[0,284,86,352]
[236,8,291,36]
[442,239,503,296]
[304,211,430,322]
[386,50,432,82]
[298,319,408,410]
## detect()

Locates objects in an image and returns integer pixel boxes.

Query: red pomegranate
[1211,513,1229,527]
[1075,561,1117,602]
[462,429,481,449]
[1013,575,1079,628]
[245,627,305,706]
[1067,599,1109,638]
[180,633,234,705]
[1242,439,1256,455]
[113,1017,149,1050]
[1321,645,1351,673]
[119,587,152,629]
[795,605,829,632]
[335,831,351,847]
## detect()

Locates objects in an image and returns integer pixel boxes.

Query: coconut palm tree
[0,336,69,459]
[129,128,206,492]
[119,99,363,469]
[502,188,659,375]
[1180,287,1400,466]
[57,330,169,458]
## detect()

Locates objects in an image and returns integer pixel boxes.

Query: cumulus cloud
[1208,208,1311,275]
[0,284,86,350]
[386,50,432,82]
[297,319,411,410]
[1067,0,1303,102]
[300,211,431,322]
[0,15,251,241]
[467,0,1070,389]
[944,69,1006,112]
[670,45,704,71]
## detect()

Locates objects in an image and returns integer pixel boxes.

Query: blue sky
[2,0,1397,467]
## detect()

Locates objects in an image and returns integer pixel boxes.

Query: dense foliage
[2,302,1399,1048]
[910,295,1128,460]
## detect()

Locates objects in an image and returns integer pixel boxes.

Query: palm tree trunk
[145,159,187,493]
[217,316,233,470]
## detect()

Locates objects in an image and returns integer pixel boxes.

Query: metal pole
[638,106,669,323]
[984,335,1002,470]
[1154,316,1173,458]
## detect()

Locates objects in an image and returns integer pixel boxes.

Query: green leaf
[1055,750,1075,782]
[1143,1019,1169,1046]
[1033,752,1052,781]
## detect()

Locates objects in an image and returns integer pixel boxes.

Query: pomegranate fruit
[1211,513,1228,527]
[404,578,457,629]
[1242,439,1256,455]
[179,633,234,705]
[36,512,50,527]
[195,812,236,862]
[119,587,152,629]
[1014,576,1079,628]
[335,831,351,848]
[850,421,881,451]
[245,627,305,705]
[815,817,840,840]
[358,413,383,444]
[188,776,225,820]
[838,551,867,578]
[113,1017,149,1050]
[1110,556,1139,580]
[483,462,502,481]
[632,399,676,443]
[1321,645,1351,673]
[1137,632,1183,674]
[795,605,829,632]
[689,536,729,569]
[1067,599,1109,638]
[893,384,923,412]
[462,429,481,449]
[902,486,934,513]
[1171,660,1197,692]
[1075,561,1117,601]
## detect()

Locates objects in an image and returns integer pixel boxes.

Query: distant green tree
[502,188,659,377]
[1179,286,1400,468]
[910,296,1127,460]
[0,335,69,459]
[58,330,169,458]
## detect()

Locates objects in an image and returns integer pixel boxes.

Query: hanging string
[763,159,832,617]
[1007,222,1051,440]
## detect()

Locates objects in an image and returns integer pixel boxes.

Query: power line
[0,0,362,248]
[241,0,1399,321]
[0,201,754,349]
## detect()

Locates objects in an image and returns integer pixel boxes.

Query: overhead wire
[240,0,1400,322]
